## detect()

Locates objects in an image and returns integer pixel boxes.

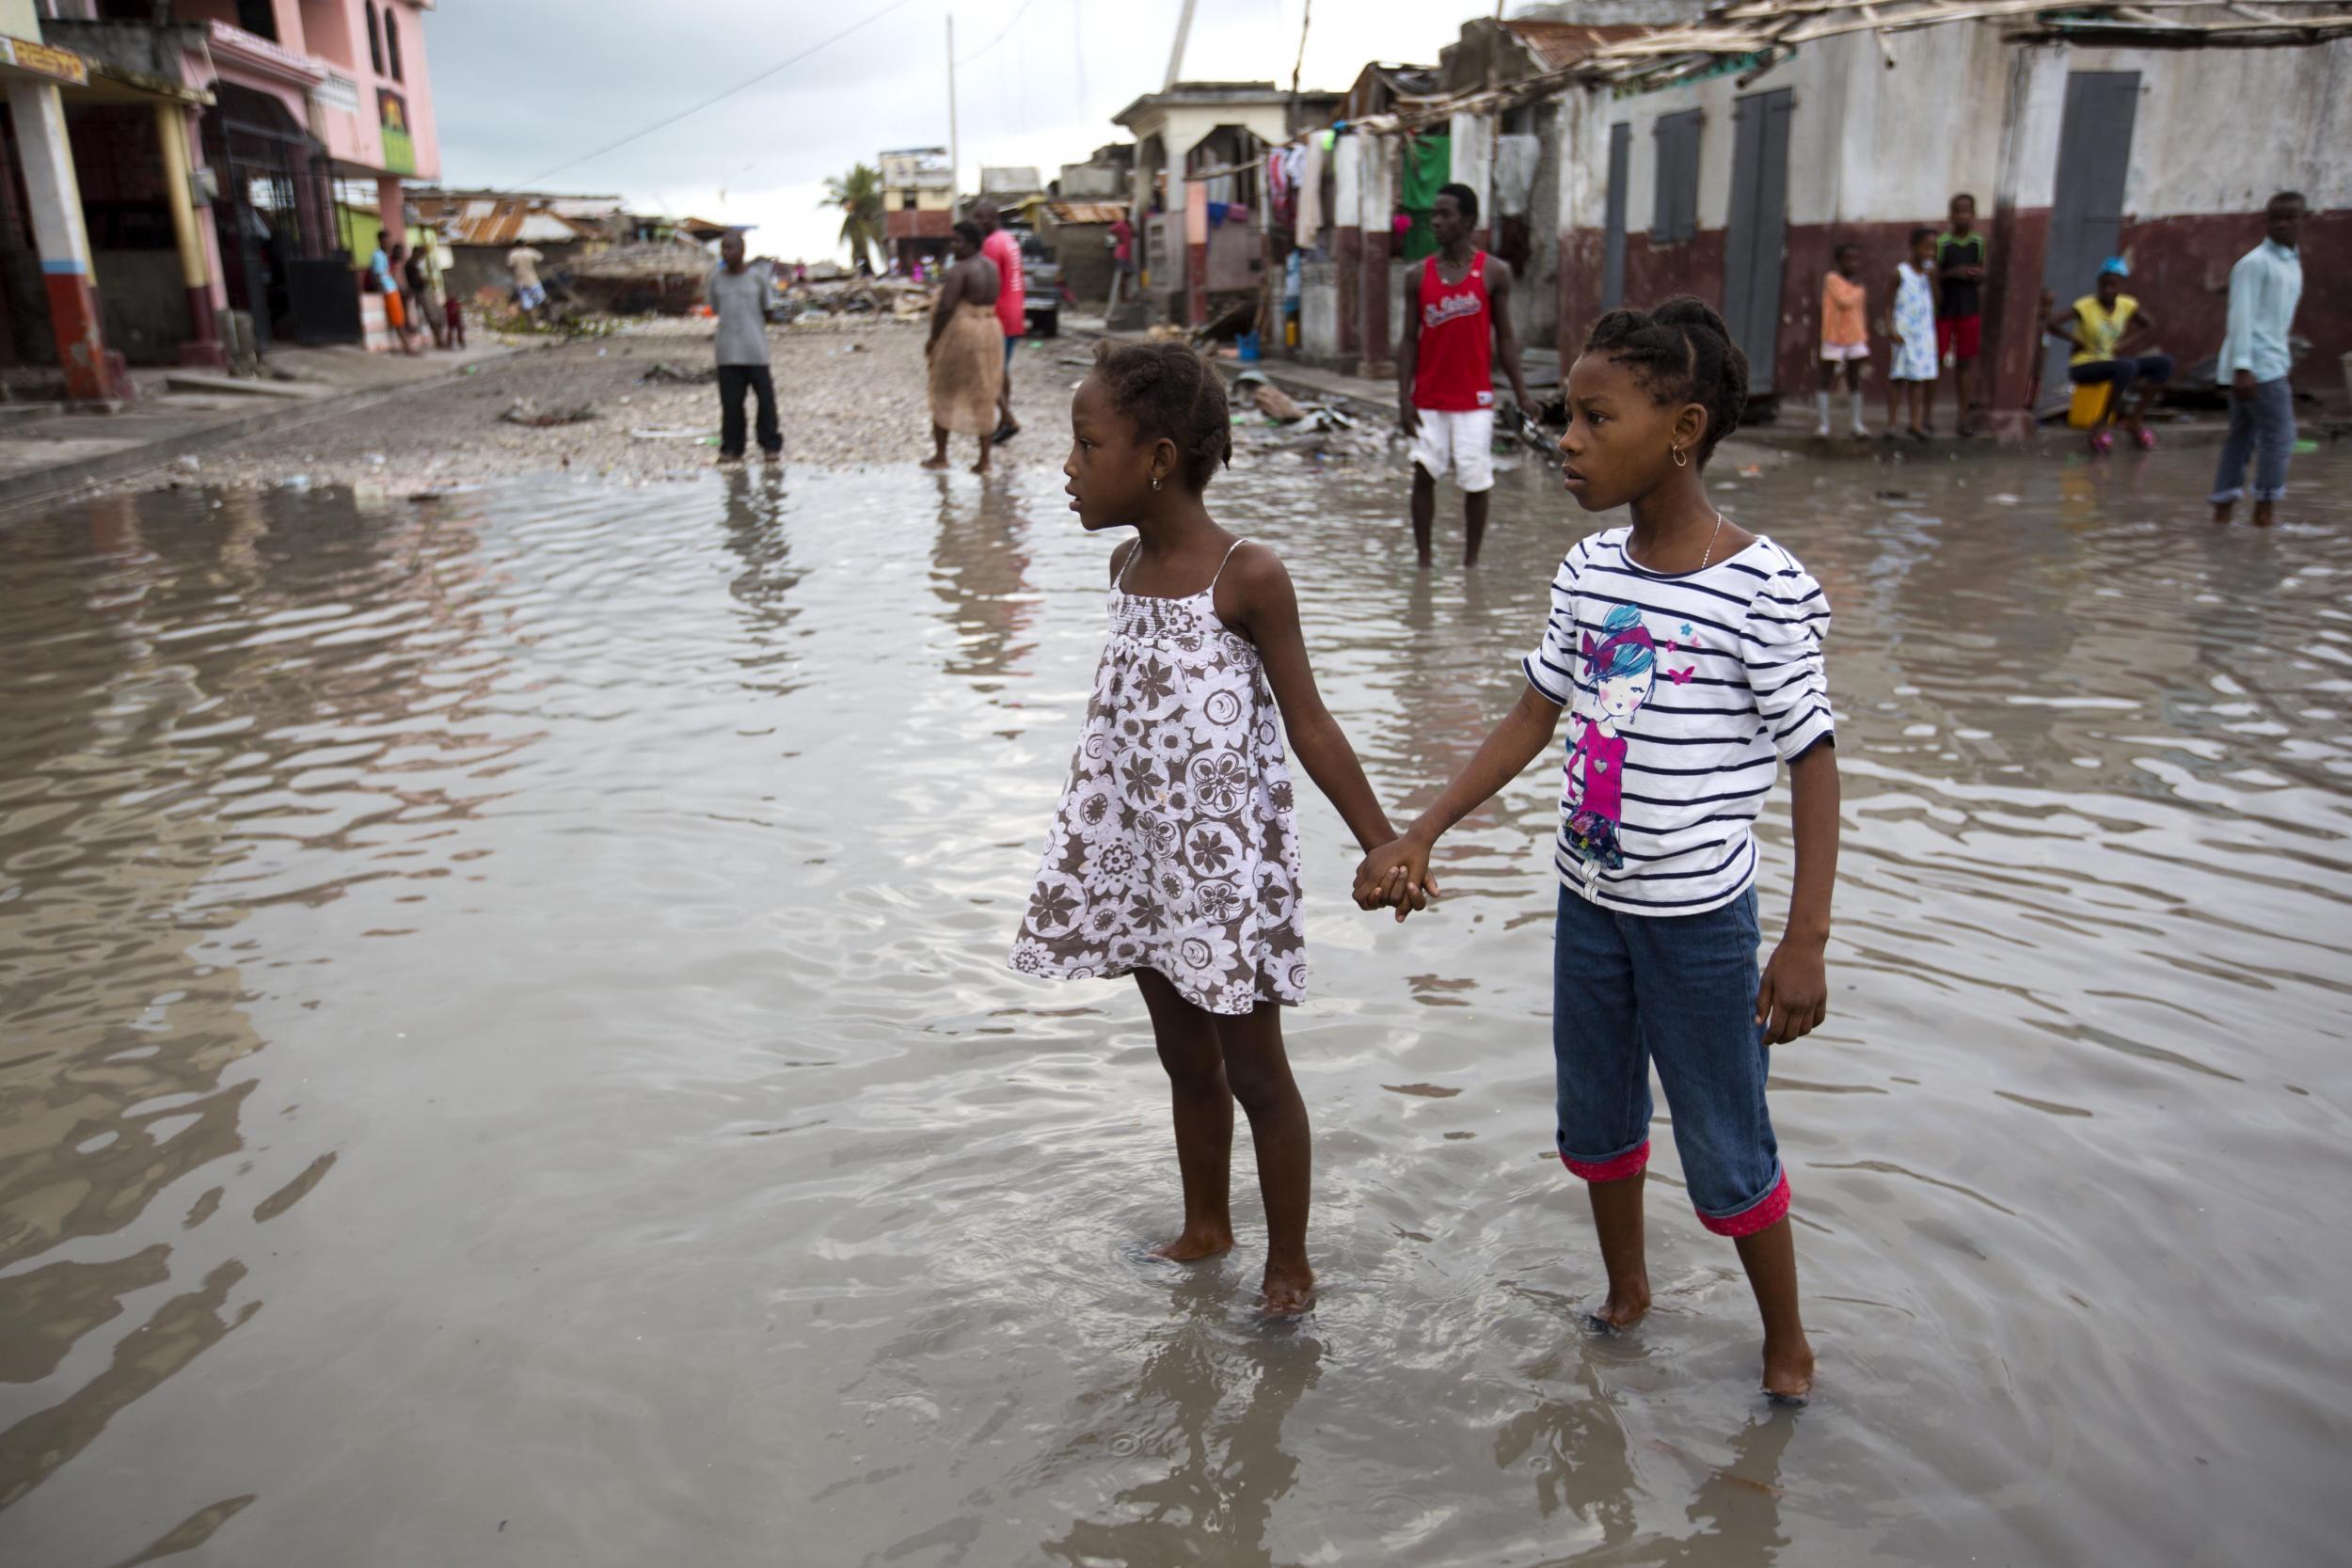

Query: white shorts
[1820,341,1868,363]
[1410,406,1495,492]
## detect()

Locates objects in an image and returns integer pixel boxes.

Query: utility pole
[1164,0,1195,90]
[947,14,961,206]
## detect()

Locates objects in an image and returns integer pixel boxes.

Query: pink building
[3,0,442,387]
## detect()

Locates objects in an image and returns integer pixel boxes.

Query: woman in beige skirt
[924,222,1006,474]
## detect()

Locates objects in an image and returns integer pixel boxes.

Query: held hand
[2232,368,2255,398]
[1755,937,1828,1046]
[1354,836,1440,924]
[1398,404,1421,438]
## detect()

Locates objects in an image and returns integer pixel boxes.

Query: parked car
[1006,223,1061,338]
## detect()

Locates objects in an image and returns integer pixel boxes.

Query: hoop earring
[1151,475,1163,491]
[1671,446,1688,468]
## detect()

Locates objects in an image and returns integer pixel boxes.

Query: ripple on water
[0,450,2347,1564]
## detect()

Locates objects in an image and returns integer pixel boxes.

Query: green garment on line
[1399,133,1452,210]
[1396,133,1451,262]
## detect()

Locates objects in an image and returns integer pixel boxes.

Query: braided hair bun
[1581,296,1749,466]
[1089,340,1233,492]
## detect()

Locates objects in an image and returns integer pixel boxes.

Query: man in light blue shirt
[2210,192,2304,527]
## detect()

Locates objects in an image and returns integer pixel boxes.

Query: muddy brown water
[2,443,2347,1565]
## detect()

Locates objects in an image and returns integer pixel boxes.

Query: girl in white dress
[1011,341,1404,1316]
[1885,227,1941,438]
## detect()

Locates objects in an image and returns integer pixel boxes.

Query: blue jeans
[1551,885,1788,1236]
[2210,377,2295,505]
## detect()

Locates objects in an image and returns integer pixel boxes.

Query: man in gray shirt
[707,230,781,463]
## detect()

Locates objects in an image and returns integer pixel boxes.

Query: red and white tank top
[1412,251,1494,412]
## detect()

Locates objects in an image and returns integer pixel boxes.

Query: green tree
[822,164,885,271]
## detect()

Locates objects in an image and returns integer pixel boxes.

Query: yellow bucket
[2067,379,2113,430]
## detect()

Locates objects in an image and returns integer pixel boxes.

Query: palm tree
[823,164,885,273]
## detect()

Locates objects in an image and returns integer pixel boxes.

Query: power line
[503,0,921,192]
[959,0,1041,65]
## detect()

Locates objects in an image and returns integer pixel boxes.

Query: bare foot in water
[1260,1264,1315,1319]
[1585,1279,1650,1334]
[919,455,949,470]
[1151,1225,1234,1263]
[1762,1335,1816,1404]
[971,460,992,476]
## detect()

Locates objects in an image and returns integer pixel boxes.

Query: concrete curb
[0,345,537,519]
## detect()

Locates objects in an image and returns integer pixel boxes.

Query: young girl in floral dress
[1011,341,1403,1316]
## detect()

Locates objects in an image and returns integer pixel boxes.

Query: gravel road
[161,318,1107,494]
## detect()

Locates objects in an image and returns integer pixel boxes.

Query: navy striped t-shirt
[1520,528,1834,915]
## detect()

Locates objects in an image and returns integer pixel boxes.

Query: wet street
[2,440,2347,1565]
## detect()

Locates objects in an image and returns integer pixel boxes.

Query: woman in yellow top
[1816,242,1870,437]
[2046,257,2173,452]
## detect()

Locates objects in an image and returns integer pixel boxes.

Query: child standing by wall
[1935,194,1988,436]
[1885,228,1939,439]
[1358,299,1838,1403]
[1012,341,1406,1318]
[1816,243,1869,438]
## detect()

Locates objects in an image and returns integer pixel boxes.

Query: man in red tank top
[1396,183,1534,568]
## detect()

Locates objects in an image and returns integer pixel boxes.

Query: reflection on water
[0,445,2346,1565]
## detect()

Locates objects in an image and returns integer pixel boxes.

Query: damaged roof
[414,195,615,247]
[1576,0,2352,91]
[1502,20,1652,71]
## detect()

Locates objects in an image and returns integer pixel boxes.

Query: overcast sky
[423,0,1481,262]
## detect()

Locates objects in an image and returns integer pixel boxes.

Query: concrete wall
[93,247,187,363]
[1557,25,2351,404]
[1299,259,1340,358]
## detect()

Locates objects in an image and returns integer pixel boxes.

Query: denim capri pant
[1552,884,1790,1236]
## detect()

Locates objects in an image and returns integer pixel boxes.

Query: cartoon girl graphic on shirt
[1565,604,1658,870]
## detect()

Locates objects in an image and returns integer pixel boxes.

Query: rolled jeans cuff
[1696,1166,1790,1237]
[1561,1137,1650,1184]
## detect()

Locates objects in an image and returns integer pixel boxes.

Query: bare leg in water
[1584,1170,1815,1402]
[1463,488,1490,568]
[1411,467,1437,568]
[921,424,951,470]
[1135,970,1315,1315]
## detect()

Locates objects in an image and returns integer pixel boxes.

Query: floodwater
[2,439,2347,1567]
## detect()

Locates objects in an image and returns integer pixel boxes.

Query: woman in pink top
[972,199,1027,444]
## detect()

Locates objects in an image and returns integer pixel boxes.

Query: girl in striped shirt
[1356,298,1838,1404]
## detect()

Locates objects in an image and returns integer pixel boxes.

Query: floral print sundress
[1010,539,1306,1014]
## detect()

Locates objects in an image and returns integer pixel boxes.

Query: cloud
[421,0,1472,262]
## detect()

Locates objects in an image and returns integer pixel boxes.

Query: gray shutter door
[1724,89,1792,396]
[2038,72,2140,413]
[1604,121,1630,310]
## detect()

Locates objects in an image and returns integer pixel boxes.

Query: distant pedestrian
[2048,257,2172,453]
[384,243,422,356]
[706,230,781,465]
[1935,194,1987,435]
[1884,228,1938,439]
[2210,191,2305,527]
[1107,213,1136,309]
[1815,243,1869,437]
[402,243,439,350]
[970,199,1026,445]
[507,244,547,319]
[445,293,466,349]
[922,222,1004,475]
[1396,182,1534,569]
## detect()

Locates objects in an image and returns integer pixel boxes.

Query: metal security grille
[200,85,356,350]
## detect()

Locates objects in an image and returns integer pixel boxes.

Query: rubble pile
[564,241,723,316]
[782,274,933,324]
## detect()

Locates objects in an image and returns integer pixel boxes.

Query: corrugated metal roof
[1502,21,1648,71]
